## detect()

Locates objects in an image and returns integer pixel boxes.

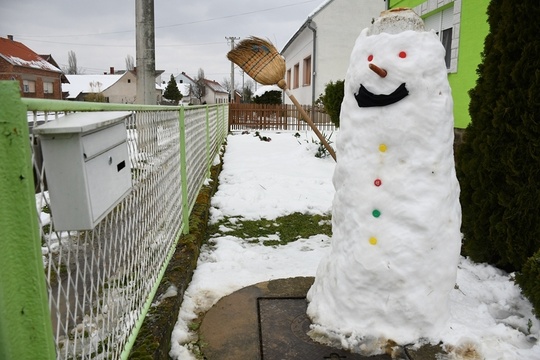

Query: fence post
[178,106,190,234]
[222,104,228,141]
[205,105,211,177]
[0,81,56,359]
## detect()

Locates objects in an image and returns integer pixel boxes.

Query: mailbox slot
[82,122,127,160]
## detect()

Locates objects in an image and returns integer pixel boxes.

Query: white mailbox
[34,112,132,231]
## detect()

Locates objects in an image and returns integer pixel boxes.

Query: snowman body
[307,14,461,352]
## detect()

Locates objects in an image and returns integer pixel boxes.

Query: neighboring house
[280,0,386,107]
[177,83,192,105]
[232,89,242,104]
[203,79,229,104]
[0,36,66,99]
[172,72,197,104]
[174,72,228,104]
[175,71,196,87]
[389,0,490,129]
[63,68,163,104]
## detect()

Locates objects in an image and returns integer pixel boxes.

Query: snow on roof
[0,37,62,73]
[253,85,282,97]
[307,0,333,17]
[204,79,228,93]
[63,74,123,99]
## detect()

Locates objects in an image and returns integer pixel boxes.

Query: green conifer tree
[456,0,540,272]
[163,74,182,104]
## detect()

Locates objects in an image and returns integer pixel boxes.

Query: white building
[281,0,387,106]
[63,68,163,104]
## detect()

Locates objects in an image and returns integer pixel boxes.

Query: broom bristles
[227,36,286,86]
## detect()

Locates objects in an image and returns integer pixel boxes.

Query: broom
[227,36,337,161]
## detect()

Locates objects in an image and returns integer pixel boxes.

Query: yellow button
[379,144,387,152]
[369,237,377,245]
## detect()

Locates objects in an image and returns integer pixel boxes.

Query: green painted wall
[389,0,490,128]
[448,0,489,128]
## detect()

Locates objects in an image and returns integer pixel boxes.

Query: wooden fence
[228,103,336,132]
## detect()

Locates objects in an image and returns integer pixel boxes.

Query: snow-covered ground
[169,131,540,360]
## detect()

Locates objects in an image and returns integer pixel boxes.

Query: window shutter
[424,11,442,33]
[441,7,454,30]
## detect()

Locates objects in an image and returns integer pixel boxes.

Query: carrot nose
[369,63,387,78]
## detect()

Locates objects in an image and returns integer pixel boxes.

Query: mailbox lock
[108,156,113,165]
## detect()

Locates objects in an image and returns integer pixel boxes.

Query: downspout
[307,18,317,108]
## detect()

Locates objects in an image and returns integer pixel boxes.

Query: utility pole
[226,36,239,103]
[136,0,156,104]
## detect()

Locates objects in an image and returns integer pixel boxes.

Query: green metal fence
[0,81,228,359]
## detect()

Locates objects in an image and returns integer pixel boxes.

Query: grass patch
[208,212,332,246]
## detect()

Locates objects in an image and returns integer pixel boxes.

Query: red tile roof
[0,37,62,73]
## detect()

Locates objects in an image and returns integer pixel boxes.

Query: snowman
[306,8,461,355]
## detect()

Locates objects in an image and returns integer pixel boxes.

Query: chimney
[110,67,115,74]
[7,35,13,41]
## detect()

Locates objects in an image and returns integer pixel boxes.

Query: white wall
[282,29,313,105]
[282,0,386,105]
[105,72,137,104]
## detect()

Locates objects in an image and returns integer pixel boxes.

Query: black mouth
[354,83,409,107]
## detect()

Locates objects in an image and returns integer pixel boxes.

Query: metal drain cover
[257,297,391,359]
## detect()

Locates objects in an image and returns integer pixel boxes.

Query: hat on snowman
[367,7,425,36]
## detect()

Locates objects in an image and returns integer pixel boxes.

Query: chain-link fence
[14,99,228,359]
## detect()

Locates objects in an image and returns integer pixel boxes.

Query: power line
[15,37,225,48]
[156,0,316,30]
[12,0,317,39]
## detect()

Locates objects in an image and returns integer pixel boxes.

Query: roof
[63,74,124,99]
[281,0,333,54]
[0,37,62,73]
[39,54,70,83]
[204,79,228,94]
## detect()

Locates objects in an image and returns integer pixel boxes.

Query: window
[441,28,453,69]
[44,82,54,94]
[286,69,291,88]
[303,56,312,86]
[23,80,36,93]
[424,6,454,69]
[293,63,299,89]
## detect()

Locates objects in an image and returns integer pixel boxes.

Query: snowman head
[346,9,447,108]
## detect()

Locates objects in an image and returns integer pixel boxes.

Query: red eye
[367,54,373,62]
[399,51,407,58]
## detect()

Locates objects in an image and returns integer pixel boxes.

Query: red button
[374,179,382,186]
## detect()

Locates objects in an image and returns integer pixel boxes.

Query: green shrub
[319,80,344,128]
[516,249,540,319]
[253,90,282,104]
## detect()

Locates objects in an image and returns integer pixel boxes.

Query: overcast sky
[1,0,324,85]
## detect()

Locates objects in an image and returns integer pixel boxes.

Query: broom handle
[284,88,337,161]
